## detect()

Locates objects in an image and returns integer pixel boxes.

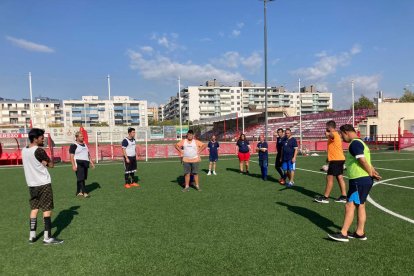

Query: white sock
[30,231,36,239]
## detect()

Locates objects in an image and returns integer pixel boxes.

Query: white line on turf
[380,183,414,190]
[296,167,414,225]
[375,167,414,174]
[367,175,414,224]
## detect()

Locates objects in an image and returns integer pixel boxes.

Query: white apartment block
[163,81,332,122]
[0,97,63,129]
[63,96,148,127]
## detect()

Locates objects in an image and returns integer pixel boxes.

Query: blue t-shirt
[257,141,268,160]
[282,137,298,161]
[208,141,219,157]
[276,136,287,154]
[237,140,250,153]
[349,139,365,157]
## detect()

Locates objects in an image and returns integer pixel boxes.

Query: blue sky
[1,0,413,109]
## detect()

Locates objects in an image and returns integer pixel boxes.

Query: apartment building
[63,96,148,127]
[0,97,62,128]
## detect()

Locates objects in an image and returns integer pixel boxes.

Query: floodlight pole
[178,77,183,139]
[107,74,114,159]
[241,80,245,134]
[352,80,355,127]
[263,0,273,140]
[299,78,303,153]
[28,72,33,128]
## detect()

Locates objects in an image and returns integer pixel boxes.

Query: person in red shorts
[236,133,251,174]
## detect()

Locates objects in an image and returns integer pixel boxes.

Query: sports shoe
[334,196,347,203]
[207,171,211,175]
[239,171,244,174]
[328,232,349,242]
[124,183,131,189]
[279,178,285,185]
[130,183,140,187]
[83,193,90,198]
[246,170,250,174]
[43,237,64,245]
[76,192,84,197]
[195,186,201,192]
[348,232,367,240]
[182,187,190,192]
[314,195,329,204]
[286,182,294,188]
[29,237,36,244]
[212,171,217,175]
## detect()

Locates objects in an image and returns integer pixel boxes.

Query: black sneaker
[328,232,349,242]
[348,232,367,240]
[314,195,329,204]
[43,237,64,245]
[334,196,347,203]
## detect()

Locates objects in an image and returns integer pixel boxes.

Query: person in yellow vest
[315,120,347,203]
[328,124,381,242]
[175,130,207,192]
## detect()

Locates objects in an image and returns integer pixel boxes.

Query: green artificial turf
[0,152,413,275]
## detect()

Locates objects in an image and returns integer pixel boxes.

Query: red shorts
[238,152,250,161]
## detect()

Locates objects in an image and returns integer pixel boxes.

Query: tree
[400,89,414,102]
[353,95,375,109]
[323,108,335,113]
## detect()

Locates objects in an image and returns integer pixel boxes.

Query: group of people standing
[21,121,380,244]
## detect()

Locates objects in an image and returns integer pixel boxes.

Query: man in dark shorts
[315,120,347,203]
[280,128,298,187]
[328,124,381,242]
[275,128,286,184]
[207,135,219,175]
[122,127,139,188]
[69,131,95,197]
[22,128,63,245]
[256,135,269,181]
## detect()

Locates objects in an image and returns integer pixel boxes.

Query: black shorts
[76,160,89,181]
[275,153,282,168]
[327,160,345,176]
[29,184,54,211]
[347,176,373,204]
[124,156,137,174]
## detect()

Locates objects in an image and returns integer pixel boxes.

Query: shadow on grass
[171,175,201,191]
[226,167,278,182]
[279,185,319,199]
[86,182,101,194]
[52,206,80,238]
[276,202,341,234]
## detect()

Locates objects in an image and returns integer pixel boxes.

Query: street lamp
[261,0,274,140]
[398,117,404,152]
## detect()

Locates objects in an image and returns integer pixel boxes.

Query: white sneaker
[213,171,217,175]
[43,237,64,245]
[207,171,211,175]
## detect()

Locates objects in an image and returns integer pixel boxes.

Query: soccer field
[0,152,413,275]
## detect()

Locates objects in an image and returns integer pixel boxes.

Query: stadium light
[260,0,274,140]
[178,77,183,139]
[352,80,355,127]
[107,74,114,159]
[28,72,33,128]
[299,78,303,153]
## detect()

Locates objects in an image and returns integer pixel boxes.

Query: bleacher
[244,109,370,139]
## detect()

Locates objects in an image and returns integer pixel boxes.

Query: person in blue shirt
[275,128,287,184]
[236,133,251,174]
[256,135,269,181]
[280,128,298,187]
[207,135,219,175]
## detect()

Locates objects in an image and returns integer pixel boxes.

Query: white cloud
[127,49,242,83]
[231,30,241,37]
[293,44,361,80]
[5,36,55,53]
[212,51,263,73]
[271,58,280,65]
[150,33,183,52]
[140,46,153,53]
[338,74,381,93]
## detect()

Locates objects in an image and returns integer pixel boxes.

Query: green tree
[323,108,335,113]
[400,89,414,102]
[353,95,375,109]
